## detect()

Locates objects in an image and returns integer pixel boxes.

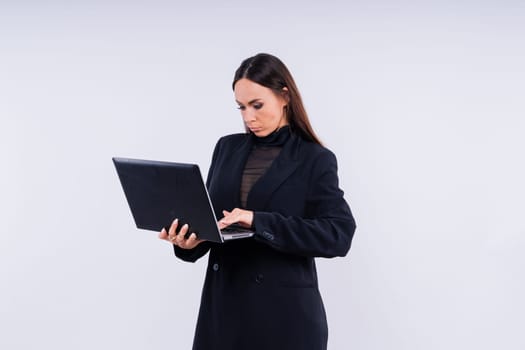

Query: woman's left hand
[219,208,254,229]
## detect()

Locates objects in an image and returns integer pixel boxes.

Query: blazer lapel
[246,134,301,211]
[225,135,254,208]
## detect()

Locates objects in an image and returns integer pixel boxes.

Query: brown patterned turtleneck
[240,126,291,208]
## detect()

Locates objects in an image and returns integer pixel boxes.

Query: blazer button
[262,231,274,241]
[212,263,219,271]
[255,273,264,284]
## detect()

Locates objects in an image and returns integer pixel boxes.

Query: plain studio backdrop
[1,1,524,349]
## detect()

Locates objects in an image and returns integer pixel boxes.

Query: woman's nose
[242,109,256,123]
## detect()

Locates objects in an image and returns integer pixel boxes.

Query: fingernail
[172,218,178,224]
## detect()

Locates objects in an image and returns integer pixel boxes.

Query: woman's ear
[281,87,290,103]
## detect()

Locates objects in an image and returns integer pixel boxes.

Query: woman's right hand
[158,218,204,249]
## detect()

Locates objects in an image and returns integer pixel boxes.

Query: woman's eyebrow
[236,98,262,105]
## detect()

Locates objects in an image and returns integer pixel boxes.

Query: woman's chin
[251,129,267,137]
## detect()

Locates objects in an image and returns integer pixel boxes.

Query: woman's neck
[253,125,291,146]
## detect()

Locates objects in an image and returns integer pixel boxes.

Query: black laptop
[112,157,254,243]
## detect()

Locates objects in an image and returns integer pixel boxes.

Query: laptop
[112,157,254,243]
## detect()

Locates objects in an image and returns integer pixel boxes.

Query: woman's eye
[237,105,246,111]
[253,104,263,110]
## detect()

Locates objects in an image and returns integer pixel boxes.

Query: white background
[1,1,524,349]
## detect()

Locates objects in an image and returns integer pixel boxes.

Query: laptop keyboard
[221,225,254,234]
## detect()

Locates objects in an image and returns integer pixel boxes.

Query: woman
[159,53,356,350]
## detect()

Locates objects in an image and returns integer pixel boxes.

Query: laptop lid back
[113,157,224,243]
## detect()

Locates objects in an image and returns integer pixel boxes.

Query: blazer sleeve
[173,241,213,262]
[173,137,224,262]
[252,150,356,258]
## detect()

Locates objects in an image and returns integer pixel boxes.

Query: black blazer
[175,131,356,350]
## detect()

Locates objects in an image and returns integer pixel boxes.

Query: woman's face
[234,78,288,137]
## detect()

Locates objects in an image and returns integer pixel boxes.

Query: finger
[230,208,240,215]
[224,208,253,228]
[179,232,199,249]
[222,215,239,225]
[228,208,244,220]
[184,233,197,249]
[222,209,235,219]
[170,237,178,245]
[168,218,179,239]
[187,234,205,249]
[159,228,169,240]
[176,224,189,245]
[219,218,234,228]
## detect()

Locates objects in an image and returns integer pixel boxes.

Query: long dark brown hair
[232,53,322,145]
